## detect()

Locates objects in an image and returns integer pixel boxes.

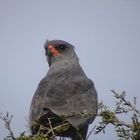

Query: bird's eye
[59,45,66,50]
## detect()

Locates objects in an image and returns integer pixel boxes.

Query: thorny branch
[0,90,140,140]
[94,90,140,140]
[0,112,15,140]
[112,90,140,115]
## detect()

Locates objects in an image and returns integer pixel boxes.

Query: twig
[46,122,70,136]
[86,125,96,140]
[48,118,55,136]
[0,112,15,140]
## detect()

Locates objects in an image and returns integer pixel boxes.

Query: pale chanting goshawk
[29,40,98,140]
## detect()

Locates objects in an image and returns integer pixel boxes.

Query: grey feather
[29,40,98,140]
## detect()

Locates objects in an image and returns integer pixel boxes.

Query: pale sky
[0,0,140,140]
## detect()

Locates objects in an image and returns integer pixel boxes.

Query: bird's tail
[72,125,88,140]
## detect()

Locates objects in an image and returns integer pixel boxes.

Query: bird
[29,40,98,140]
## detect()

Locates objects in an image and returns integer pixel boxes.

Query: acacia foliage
[0,91,140,140]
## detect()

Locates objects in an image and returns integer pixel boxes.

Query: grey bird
[29,40,98,140]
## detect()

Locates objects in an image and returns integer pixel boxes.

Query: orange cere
[48,45,61,56]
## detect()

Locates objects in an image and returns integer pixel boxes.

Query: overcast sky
[0,0,140,140]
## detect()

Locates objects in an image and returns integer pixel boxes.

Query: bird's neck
[47,58,86,78]
[51,53,79,65]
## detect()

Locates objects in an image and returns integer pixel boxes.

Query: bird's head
[44,40,79,67]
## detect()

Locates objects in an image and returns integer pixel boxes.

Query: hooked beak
[47,55,51,67]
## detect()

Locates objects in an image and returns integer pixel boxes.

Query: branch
[94,90,140,140]
[0,112,15,140]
